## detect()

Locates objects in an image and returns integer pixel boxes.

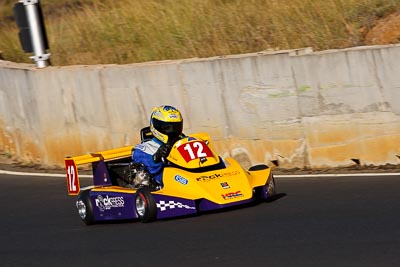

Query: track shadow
[265,192,287,203]
[80,192,288,225]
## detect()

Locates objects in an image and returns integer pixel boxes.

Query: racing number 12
[179,141,213,162]
[65,159,80,195]
[67,165,76,192]
[184,142,207,160]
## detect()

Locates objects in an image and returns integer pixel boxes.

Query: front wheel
[135,187,157,223]
[265,174,276,198]
[76,190,95,225]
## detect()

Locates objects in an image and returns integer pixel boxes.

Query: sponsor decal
[95,195,125,212]
[196,170,240,182]
[221,191,244,200]
[156,200,196,211]
[220,182,230,189]
[174,175,188,185]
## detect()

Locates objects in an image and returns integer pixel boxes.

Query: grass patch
[0,0,399,65]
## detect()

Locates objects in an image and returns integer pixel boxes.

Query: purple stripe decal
[152,195,197,219]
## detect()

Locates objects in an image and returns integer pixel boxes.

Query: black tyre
[135,187,157,223]
[265,174,276,198]
[76,190,95,225]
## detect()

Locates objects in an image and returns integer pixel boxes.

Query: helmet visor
[153,118,183,137]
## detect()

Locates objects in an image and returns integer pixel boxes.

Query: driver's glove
[153,144,170,163]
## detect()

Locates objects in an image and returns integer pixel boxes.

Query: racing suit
[131,137,164,186]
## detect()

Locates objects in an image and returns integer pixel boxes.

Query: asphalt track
[1,172,400,267]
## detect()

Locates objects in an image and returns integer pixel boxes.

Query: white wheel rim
[76,199,87,219]
[136,194,146,217]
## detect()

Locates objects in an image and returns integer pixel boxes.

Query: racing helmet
[150,105,183,144]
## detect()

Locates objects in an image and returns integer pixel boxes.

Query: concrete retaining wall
[1,45,400,169]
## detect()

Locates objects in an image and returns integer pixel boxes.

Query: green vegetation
[0,0,399,66]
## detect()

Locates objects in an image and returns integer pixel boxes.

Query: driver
[131,105,184,187]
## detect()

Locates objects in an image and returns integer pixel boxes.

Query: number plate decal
[177,141,213,163]
[65,159,80,195]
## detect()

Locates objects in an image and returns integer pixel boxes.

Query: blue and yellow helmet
[150,105,183,144]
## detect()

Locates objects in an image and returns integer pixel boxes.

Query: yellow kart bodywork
[65,132,275,224]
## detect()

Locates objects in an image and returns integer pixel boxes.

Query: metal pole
[20,0,50,68]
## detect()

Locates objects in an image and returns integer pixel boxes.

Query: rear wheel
[135,187,157,223]
[76,190,95,225]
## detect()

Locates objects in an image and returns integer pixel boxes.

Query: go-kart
[65,127,276,225]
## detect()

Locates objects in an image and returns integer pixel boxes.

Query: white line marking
[0,169,92,178]
[0,169,398,178]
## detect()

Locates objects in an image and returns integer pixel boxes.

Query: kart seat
[140,126,153,142]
